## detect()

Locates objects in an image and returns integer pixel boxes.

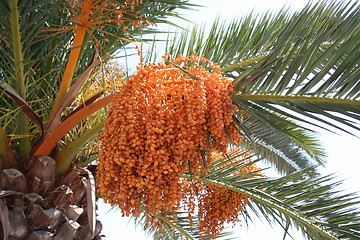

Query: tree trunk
[0,157,102,239]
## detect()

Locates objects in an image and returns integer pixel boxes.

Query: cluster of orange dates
[98,55,257,238]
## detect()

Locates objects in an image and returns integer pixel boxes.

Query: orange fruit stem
[49,0,92,128]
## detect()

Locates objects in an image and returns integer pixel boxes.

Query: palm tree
[0,0,192,238]
[0,0,359,240]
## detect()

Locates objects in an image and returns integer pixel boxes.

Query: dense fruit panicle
[98,55,242,216]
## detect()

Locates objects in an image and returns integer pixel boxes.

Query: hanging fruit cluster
[98,54,243,216]
[179,149,260,239]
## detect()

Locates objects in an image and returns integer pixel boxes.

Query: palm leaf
[186,165,360,239]
[134,149,360,240]
[230,1,360,135]
[162,0,360,175]
[166,0,360,131]
[235,113,325,175]
[0,80,43,140]
[135,211,237,240]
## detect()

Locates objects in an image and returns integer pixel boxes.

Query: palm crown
[0,0,359,239]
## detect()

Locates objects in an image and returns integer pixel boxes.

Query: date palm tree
[0,0,359,240]
[0,0,192,238]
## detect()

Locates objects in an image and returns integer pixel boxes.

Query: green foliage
[0,0,360,239]
[143,153,360,239]
[165,0,360,175]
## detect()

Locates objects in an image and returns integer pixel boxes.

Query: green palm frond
[137,212,201,240]
[163,0,360,175]
[133,149,360,240]
[135,211,237,240]
[236,113,325,175]
[166,7,295,68]
[189,165,360,239]
[166,0,360,131]
[229,1,360,135]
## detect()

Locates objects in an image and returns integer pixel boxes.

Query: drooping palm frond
[135,209,237,240]
[131,149,359,240]
[136,212,202,240]
[195,152,360,240]
[204,164,359,239]
[164,0,360,174]
[235,114,326,175]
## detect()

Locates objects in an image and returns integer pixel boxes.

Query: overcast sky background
[97,0,360,239]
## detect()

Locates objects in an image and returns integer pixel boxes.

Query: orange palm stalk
[47,0,145,133]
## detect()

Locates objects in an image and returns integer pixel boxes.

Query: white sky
[97,0,360,239]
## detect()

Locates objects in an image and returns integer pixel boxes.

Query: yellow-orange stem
[49,0,92,128]
[53,26,87,110]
